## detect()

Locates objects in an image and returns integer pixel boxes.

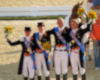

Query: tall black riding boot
[73,75,77,80]
[56,75,60,80]
[24,77,28,80]
[30,78,34,80]
[38,76,42,80]
[46,76,50,80]
[63,73,67,80]
[82,74,86,80]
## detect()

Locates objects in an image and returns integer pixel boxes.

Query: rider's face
[70,21,78,29]
[25,31,31,36]
[57,18,64,28]
[38,26,44,32]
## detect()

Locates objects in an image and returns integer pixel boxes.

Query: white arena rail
[0,6,87,27]
[0,6,73,17]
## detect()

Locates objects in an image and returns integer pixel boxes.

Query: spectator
[86,0,94,61]
[93,0,100,9]
[90,13,100,69]
[87,0,93,12]
[88,0,93,3]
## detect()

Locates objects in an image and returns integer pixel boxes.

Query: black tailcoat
[49,27,72,66]
[7,37,33,75]
[31,31,51,70]
[49,27,71,47]
[69,23,91,67]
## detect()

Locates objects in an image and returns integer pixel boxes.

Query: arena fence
[0,6,73,17]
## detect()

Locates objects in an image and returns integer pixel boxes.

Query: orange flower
[31,36,34,40]
[77,7,85,17]
[43,41,50,50]
[44,32,47,37]
[87,10,97,19]
[4,26,13,34]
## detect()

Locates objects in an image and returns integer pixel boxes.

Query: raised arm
[46,28,54,36]
[7,39,21,46]
[80,22,92,34]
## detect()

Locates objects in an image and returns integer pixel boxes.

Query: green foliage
[0,16,66,20]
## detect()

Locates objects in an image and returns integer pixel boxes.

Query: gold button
[72,40,75,44]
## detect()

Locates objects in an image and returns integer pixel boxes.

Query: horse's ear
[77,2,80,5]
[75,2,79,7]
[69,1,84,26]
[79,1,84,6]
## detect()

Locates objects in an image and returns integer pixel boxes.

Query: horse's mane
[69,1,83,26]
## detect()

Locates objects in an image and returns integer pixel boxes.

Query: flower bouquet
[77,7,85,18]
[87,10,97,20]
[43,41,51,64]
[4,26,13,38]
[87,10,97,24]
[43,41,51,50]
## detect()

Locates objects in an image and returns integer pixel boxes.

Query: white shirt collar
[19,36,30,42]
[72,28,78,34]
[39,31,45,37]
[25,36,31,41]
[58,26,65,32]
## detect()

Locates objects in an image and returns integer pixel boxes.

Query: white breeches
[35,53,49,77]
[70,49,86,75]
[23,56,34,78]
[54,50,68,75]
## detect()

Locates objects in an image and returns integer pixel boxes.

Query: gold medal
[72,40,75,44]
[27,48,30,52]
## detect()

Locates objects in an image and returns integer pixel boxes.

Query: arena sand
[0,0,87,7]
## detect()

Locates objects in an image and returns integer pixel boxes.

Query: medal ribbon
[54,27,71,56]
[35,33,51,64]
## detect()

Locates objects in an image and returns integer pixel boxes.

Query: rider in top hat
[7,27,35,80]
[48,18,72,80]
[31,22,51,80]
[69,18,91,80]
